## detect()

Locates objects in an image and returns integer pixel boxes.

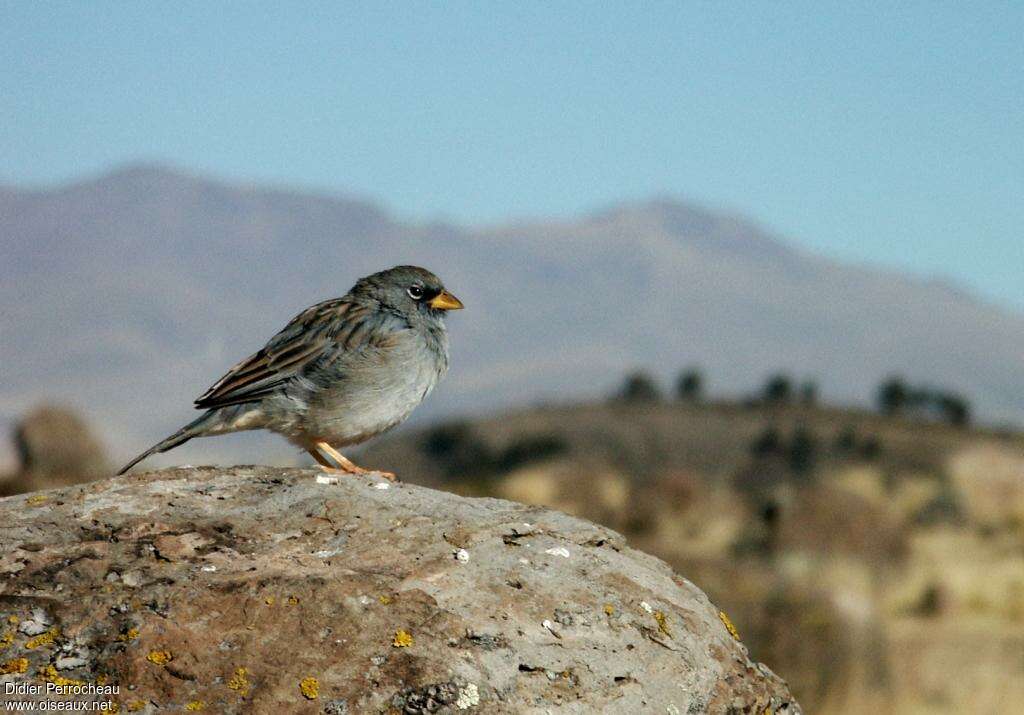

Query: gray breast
[296,323,449,446]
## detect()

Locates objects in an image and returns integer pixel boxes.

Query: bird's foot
[316,464,398,481]
[310,442,399,482]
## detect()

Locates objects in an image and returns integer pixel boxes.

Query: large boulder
[2,406,109,496]
[0,467,799,713]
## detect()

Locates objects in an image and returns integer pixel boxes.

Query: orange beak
[428,290,464,311]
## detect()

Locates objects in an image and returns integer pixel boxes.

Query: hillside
[2,164,1023,471]
[359,399,1024,713]
[360,399,1023,490]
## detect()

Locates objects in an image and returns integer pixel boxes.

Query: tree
[763,374,793,404]
[615,371,662,403]
[877,376,908,415]
[937,393,971,427]
[676,368,704,402]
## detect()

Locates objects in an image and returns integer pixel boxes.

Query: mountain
[1,164,1021,469]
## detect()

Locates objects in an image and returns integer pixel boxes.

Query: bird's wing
[194,298,397,409]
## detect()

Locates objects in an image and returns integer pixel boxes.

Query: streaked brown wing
[194,298,380,409]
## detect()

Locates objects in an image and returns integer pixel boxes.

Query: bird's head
[357,265,464,317]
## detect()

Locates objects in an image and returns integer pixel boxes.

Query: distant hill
[359,398,1024,492]
[1,163,1022,468]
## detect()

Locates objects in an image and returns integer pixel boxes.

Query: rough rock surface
[0,467,800,713]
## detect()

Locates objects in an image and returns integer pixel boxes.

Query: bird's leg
[312,441,397,481]
[308,448,342,470]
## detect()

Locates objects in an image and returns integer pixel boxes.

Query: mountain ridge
[1,164,1020,470]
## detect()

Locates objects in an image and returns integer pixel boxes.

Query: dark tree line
[877,376,971,426]
[761,373,819,406]
[614,367,705,403]
[610,369,972,427]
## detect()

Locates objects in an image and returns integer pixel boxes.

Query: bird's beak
[428,290,464,311]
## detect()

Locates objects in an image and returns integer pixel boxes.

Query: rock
[2,406,109,496]
[0,466,800,713]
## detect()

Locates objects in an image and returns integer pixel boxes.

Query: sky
[2,2,1022,311]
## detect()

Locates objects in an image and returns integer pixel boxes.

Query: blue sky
[2,2,1022,311]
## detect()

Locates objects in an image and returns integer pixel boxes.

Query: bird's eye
[407,285,424,300]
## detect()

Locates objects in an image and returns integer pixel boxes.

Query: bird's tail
[117,410,221,475]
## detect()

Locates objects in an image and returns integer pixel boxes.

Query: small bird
[118,265,463,478]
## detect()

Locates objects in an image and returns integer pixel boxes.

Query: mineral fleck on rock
[0,466,800,713]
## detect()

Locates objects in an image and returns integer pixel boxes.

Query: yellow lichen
[40,664,84,687]
[264,596,275,606]
[286,596,300,606]
[185,700,205,711]
[392,629,413,648]
[653,610,672,637]
[603,604,615,616]
[227,666,250,697]
[146,649,173,665]
[25,626,60,649]
[378,594,392,605]
[719,610,741,640]
[7,616,19,625]
[299,676,319,699]
[127,701,146,712]
[118,627,140,642]
[0,631,13,650]
[26,495,48,506]
[95,674,109,686]
[1,657,28,674]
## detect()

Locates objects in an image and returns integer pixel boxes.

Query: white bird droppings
[541,619,562,639]
[315,474,340,485]
[456,682,479,709]
[544,546,571,558]
[372,482,390,490]
[454,548,470,562]
[201,564,217,572]
[640,601,654,614]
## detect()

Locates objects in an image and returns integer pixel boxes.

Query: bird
[118,265,463,478]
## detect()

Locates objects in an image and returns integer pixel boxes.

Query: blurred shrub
[496,434,568,472]
[877,376,908,415]
[876,376,971,426]
[421,423,567,482]
[763,373,793,404]
[751,426,783,458]
[907,583,946,618]
[613,370,662,403]
[860,435,883,460]
[788,426,818,482]
[675,368,704,402]
[834,425,857,454]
